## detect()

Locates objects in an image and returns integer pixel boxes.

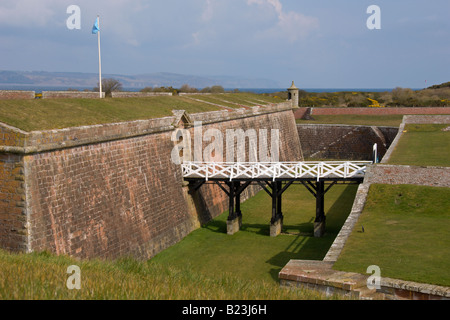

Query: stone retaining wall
[297,124,398,160]
[403,114,450,124]
[0,91,35,100]
[365,165,450,188]
[42,91,105,99]
[294,107,450,119]
[110,92,173,98]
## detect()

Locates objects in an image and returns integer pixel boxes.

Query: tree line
[89,79,234,97]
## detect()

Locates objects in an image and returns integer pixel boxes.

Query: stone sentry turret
[287,81,299,109]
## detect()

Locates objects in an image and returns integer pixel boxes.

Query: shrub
[179,84,199,93]
[94,78,123,97]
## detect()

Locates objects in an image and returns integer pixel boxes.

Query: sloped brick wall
[0,154,27,252]
[0,125,30,252]
[297,124,398,160]
[24,132,193,259]
[0,103,302,260]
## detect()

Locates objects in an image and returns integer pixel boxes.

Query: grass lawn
[151,184,358,284]
[0,93,283,132]
[387,124,450,167]
[0,183,358,300]
[296,115,404,127]
[333,184,450,287]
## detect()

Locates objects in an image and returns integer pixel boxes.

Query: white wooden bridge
[182,161,371,182]
[181,161,372,237]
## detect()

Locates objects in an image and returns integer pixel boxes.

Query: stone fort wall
[297,124,398,161]
[0,91,35,100]
[0,90,172,100]
[0,102,302,260]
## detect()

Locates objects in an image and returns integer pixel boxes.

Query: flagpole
[97,15,102,98]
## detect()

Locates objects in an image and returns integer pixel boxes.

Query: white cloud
[247,0,319,42]
[185,0,219,47]
[0,0,61,27]
[202,0,215,22]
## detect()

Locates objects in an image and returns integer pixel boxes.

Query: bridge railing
[181,161,372,181]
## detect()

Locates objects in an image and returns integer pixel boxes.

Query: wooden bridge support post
[314,181,326,237]
[226,181,247,235]
[270,181,284,237]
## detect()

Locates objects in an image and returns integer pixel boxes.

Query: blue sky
[0,0,449,88]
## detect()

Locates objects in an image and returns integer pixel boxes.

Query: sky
[0,0,449,89]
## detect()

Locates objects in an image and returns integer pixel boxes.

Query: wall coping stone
[41,91,106,99]
[296,123,399,130]
[403,114,450,124]
[380,277,450,299]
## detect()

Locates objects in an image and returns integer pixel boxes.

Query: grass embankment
[387,124,450,167]
[297,115,404,127]
[0,184,358,299]
[0,249,331,300]
[333,184,450,287]
[0,93,283,132]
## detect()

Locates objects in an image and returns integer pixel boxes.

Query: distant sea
[0,84,399,94]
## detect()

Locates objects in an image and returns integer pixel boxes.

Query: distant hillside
[0,70,282,89]
[426,81,450,90]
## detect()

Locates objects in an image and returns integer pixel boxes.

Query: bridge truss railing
[181,161,372,182]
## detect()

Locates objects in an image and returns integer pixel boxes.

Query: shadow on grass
[191,185,358,283]
[265,185,358,281]
[203,219,228,233]
[204,218,315,237]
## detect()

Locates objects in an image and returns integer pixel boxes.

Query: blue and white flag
[92,17,100,34]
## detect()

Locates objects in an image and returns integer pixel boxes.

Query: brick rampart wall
[297,124,398,160]
[0,91,35,100]
[0,103,302,259]
[0,154,27,252]
[0,124,29,252]
[294,107,450,119]
[24,132,191,259]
